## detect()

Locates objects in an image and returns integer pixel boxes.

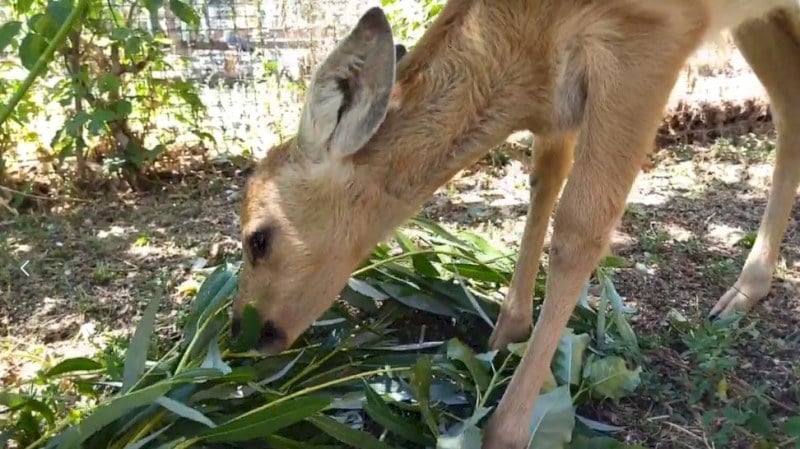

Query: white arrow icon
[20,260,30,277]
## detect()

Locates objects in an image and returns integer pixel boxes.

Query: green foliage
[662,309,800,448]
[381,0,444,44]
[529,386,575,449]
[0,0,209,187]
[553,329,591,386]
[581,355,642,401]
[0,219,644,448]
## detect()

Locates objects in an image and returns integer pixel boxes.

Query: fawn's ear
[297,7,397,161]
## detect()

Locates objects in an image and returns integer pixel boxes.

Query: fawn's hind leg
[489,134,575,350]
[711,9,800,319]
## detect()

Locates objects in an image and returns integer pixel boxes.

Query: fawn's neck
[355,2,554,221]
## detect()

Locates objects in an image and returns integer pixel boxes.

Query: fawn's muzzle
[230,312,288,355]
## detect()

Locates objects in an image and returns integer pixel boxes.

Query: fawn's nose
[230,317,242,340]
[258,320,286,351]
[230,315,286,354]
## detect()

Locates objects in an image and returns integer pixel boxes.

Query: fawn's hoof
[709,279,769,321]
[488,311,531,350]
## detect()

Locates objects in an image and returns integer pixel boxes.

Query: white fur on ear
[297,7,397,161]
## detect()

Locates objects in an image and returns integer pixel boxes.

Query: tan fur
[236,1,800,447]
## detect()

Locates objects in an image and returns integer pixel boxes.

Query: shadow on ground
[0,176,246,365]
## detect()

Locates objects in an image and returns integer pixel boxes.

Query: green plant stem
[113,409,168,449]
[272,365,412,409]
[0,0,89,128]
[173,438,198,449]
[280,346,344,392]
[595,281,608,349]
[124,343,182,398]
[572,382,591,403]
[479,352,513,409]
[352,249,512,278]
[294,362,366,390]
[177,306,229,372]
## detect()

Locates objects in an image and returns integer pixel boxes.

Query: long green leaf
[409,356,439,436]
[45,357,103,377]
[363,382,435,446]
[55,382,172,449]
[228,303,260,353]
[446,339,491,391]
[408,216,476,252]
[122,294,163,393]
[200,337,232,374]
[156,397,216,428]
[445,263,508,284]
[185,313,228,362]
[599,274,639,351]
[552,329,590,386]
[0,21,22,53]
[195,271,238,327]
[170,367,225,383]
[199,396,330,442]
[18,32,48,70]
[182,266,234,344]
[528,385,575,449]
[308,414,398,449]
[266,434,342,449]
[451,270,495,327]
[380,282,458,317]
[187,266,229,321]
[153,437,186,449]
[122,424,173,449]
[394,230,440,277]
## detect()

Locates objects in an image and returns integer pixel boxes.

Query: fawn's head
[233,7,408,354]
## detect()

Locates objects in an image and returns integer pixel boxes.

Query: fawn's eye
[248,227,272,263]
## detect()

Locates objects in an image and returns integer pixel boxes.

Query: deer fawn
[233,1,800,447]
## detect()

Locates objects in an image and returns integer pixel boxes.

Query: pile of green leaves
[1,217,646,449]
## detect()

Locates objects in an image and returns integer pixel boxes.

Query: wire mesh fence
[0,0,382,161]
[137,0,381,157]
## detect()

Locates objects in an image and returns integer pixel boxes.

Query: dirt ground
[2,40,799,447]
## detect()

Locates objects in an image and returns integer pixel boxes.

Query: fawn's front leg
[489,133,575,350]
[481,21,706,449]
